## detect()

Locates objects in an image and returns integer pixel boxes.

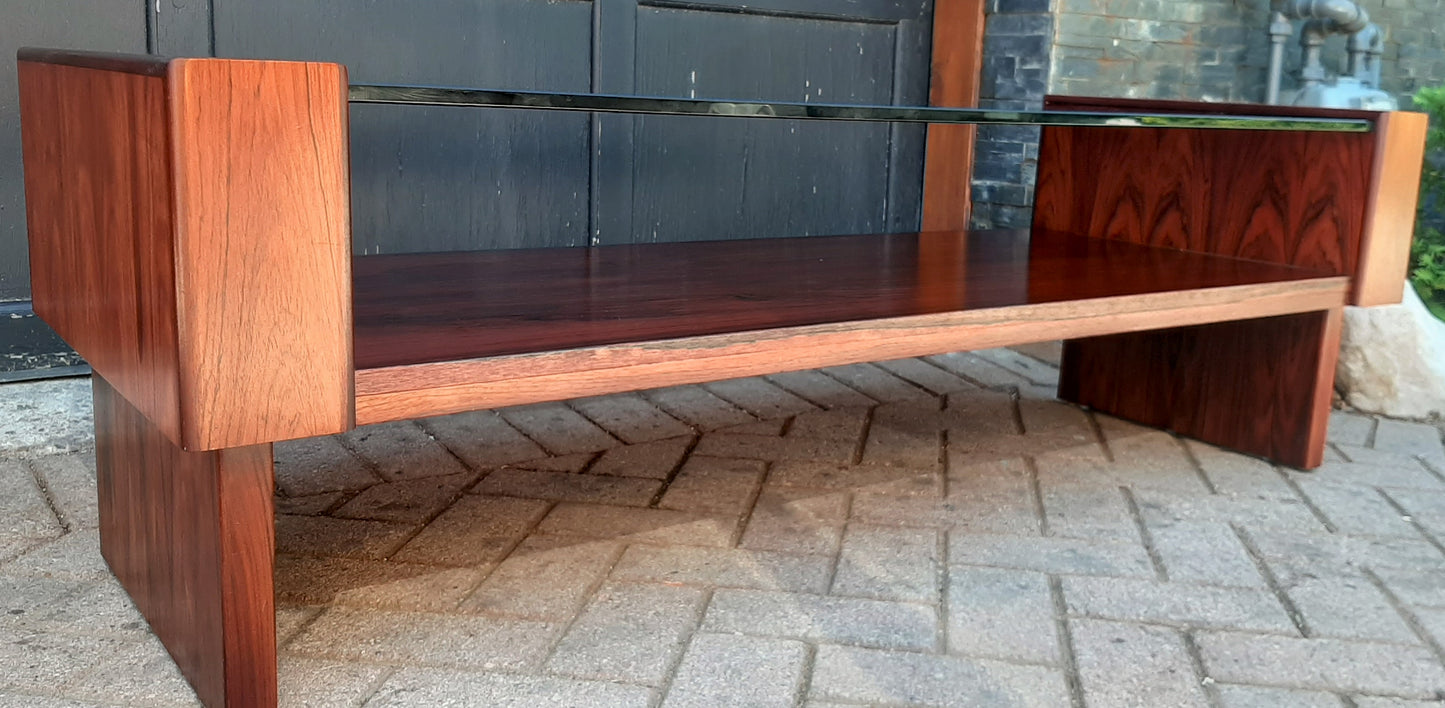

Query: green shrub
[1412,86,1445,320]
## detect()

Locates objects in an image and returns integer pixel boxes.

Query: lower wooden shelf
[353,229,1349,426]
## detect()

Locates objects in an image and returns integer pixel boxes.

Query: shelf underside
[351,229,1348,425]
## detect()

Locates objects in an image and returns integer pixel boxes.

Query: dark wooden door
[212,0,933,253]
[214,0,596,253]
[596,0,933,244]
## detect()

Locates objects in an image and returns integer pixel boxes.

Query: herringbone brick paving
[3,347,1445,707]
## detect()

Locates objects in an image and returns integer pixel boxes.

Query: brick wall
[968,0,1445,227]
[1051,0,1269,102]
[970,0,1057,229]
[1052,0,1444,103]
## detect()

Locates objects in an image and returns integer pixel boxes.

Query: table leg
[92,374,277,707]
[1058,308,1342,470]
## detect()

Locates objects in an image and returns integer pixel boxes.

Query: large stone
[1336,282,1445,420]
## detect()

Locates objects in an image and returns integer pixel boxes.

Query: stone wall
[1052,0,1445,104]
[968,0,1445,227]
[1051,0,1269,103]
[970,0,1057,229]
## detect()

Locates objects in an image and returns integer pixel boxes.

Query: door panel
[214,0,930,251]
[602,0,932,244]
[630,6,896,242]
[213,0,595,253]
[1,1,149,301]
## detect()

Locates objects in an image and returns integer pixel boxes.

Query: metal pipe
[1348,23,1384,87]
[1276,0,1370,34]
[1367,33,1384,89]
[1267,11,1293,104]
[1300,20,1330,91]
[1348,23,1375,80]
[1268,0,1371,103]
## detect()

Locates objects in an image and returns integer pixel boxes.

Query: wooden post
[921,0,987,231]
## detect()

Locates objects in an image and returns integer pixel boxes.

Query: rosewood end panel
[1033,120,1375,276]
[18,50,354,451]
[1036,98,1422,468]
[1058,309,1343,469]
[18,55,184,443]
[93,374,277,707]
[1033,96,1427,306]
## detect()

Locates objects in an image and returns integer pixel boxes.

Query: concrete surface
[3,347,1445,707]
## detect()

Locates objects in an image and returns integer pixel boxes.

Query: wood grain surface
[1355,110,1430,306]
[1036,95,1426,307]
[21,51,354,451]
[354,229,1339,368]
[168,57,353,450]
[1033,119,1375,277]
[19,58,184,442]
[93,374,277,707]
[353,229,1347,424]
[921,0,986,231]
[1058,308,1342,469]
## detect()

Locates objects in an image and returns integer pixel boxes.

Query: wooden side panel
[168,58,353,450]
[1034,96,1428,306]
[18,58,183,443]
[1033,123,1375,276]
[93,374,277,707]
[1355,110,1430,306]
[1204,130,1371,275]
[921,0,986,230]
[1058,309,1343,470]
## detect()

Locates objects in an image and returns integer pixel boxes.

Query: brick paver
[1196,631,1445,698]
[274,555,487,612]
[4,348,1445,706]
[569,394,694,445]
[274,435,383,497]
[832,524,941,603]
[545,581,707,684]
[1071,618,1210,708]
[701,588,938,651]
[0,462,64,545]
[702,378,819,420]
[810,644,1071,707]
[945,566,1060,664]
[1213,684,1346,708]
[341,421,471,481]
[498,402,621,455]
[661,633,809,707]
